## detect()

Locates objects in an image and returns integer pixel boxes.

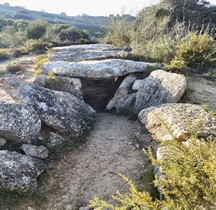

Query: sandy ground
[12,113,149,210]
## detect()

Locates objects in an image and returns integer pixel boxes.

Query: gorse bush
[90,137,216,210]
[0,48,11,61]
[165,32,216,71]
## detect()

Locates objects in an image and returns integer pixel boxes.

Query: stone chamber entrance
[81,76,126,113]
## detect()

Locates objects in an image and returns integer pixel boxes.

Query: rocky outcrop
[139,103,215,141]
[21,144,49,159]
[4,79,95,138]
[47,132,65,148]
[185,76,216,112]
[41,59,161,79]
[34,75,83,100]
[134,70,187,113]
[0,150,46,193]
[0,102,41,144]
[49,44,130,62]
[106,75,137,112]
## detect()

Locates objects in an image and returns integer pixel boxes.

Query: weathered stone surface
[185,76,216,112]
[115,93,136,113]
[139,103,215,141]
[4,79,96,138]
[0,102,41,144]
[134,70,187,113]
[0,150,46,193]
[34,75,83,100]
[132,79,143,90]
[47,132,65,148]
[106,75,137,111]
[49,44,129,62]
[0,136,6,148]
[21,144,49,159]
[41,59,161,79]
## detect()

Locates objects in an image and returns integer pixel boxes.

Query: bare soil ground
[15,113,149,210]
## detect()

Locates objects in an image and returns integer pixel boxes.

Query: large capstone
[49,44,130,62]
[4,79,95,138]
[0,150,46,193]
[138,103,216,141]
[0,102,41,144]
[41,59,161,79]
[134,70,187,113]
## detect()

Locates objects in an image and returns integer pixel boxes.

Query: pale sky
[1,0,216,16]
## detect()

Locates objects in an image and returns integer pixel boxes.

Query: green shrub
[165,32,216,71]
[0,49,11,61]
[103,16,133,47]
[90,137,216,210]
[58,27,90,44]
[33,54,49,72]
[26,20,48,39]
[6,63,24,74]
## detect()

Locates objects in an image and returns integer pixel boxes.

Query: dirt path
[30,113,149,210]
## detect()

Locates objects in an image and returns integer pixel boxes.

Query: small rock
[128,142,133,145]
[27,207,36,210]
[0,137,6,148]
[47,132,65,148]
[21,144,49,159]
[79,207,90,210]
[135,144,140,149]
[132,79,143,90]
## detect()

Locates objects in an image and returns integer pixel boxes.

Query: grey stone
[47,132,65,148]
[0,136,6,148]
[34,75,83,100]
[41,59,161,79]
[0,102,41,144]
[106,75,137,111]
[4,79,95,138]
[0,150,46,193]
[134,70,187,113]
[21,144,49,159]
[115,93,136,113]
[185,76,216,112]
[49,44,128,62]
[79,207,90,210]
[139,103,215,141]
[132,79,143,90]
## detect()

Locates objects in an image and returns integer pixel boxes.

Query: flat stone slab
[41,59,161,79]
[49,44,129,62]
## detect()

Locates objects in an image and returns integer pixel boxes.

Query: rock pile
[1,43,213,196]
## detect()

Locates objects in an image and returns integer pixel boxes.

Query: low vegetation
[90,113,216,209]
[102,0,216,73]
[0,19,94,59]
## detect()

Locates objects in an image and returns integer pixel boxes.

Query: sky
[1,0,216,16]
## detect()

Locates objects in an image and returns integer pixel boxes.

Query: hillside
[0,3,135,34]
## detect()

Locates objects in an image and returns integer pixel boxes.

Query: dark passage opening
[81,77,126,113]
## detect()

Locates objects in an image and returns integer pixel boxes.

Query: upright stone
[134,70,187,113]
